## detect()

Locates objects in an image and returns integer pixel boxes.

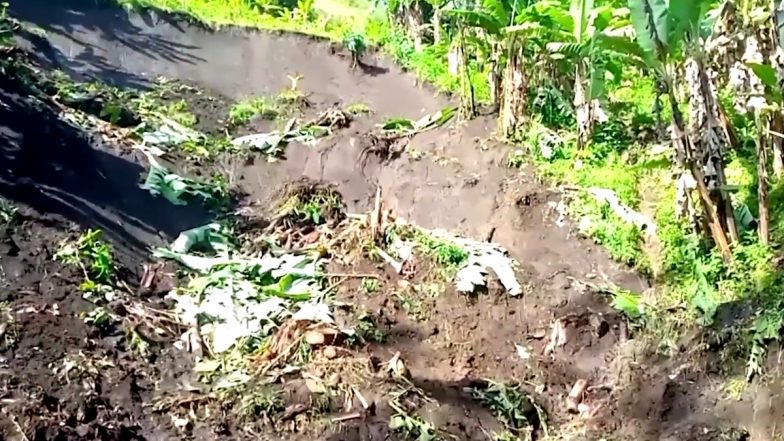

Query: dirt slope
[4,1,775,440]
[11,0,443,118]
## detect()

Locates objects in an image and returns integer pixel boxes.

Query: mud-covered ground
[1,1,782,440]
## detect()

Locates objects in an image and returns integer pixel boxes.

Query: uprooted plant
[55,229,116,291]
[231,108,352,160]
[469,380,544,439]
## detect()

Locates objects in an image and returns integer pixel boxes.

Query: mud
[1,1,780,440]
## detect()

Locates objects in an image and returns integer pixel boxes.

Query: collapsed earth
[1,0,783,440]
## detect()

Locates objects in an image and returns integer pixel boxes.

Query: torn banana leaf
[141,163,224,206]
[170,223,232,254]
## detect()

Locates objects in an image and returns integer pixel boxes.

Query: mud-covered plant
[0,197,18,226]
[389,398,438,441]
[0,2,19,49]
[55,229,115,285]
[345,313,387,347]
[142,162,230,209]
[343,30,368,68]
[277,184,345,227]
[278,74,305,104]
[83,307,116,329]
[469,381,539,435]
[0,301,18,350]
[346,102,372,115]
[361,277,379,294]
[239,384,284,418]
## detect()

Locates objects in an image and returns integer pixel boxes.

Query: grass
[55,229,116,287]
[228,96,279,126]
[523,74,784,375]
[360,277,379,294]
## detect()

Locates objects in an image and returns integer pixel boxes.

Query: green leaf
[669,0,704,42]
[747,62,783,104]
[628,0,669,57]
[570,0,594,42]
[611,289,643,319]
[481,0,511,27]
[546,41,588,58]
[447,9,503,33]
[380,117,416,132]
[589,62,606,100]
[170,223,231,254]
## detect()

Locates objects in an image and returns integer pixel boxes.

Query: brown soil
[1,2,781,441]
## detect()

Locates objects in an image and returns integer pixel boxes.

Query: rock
[304,330,326,346]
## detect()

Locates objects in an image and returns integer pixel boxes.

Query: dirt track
[2,1,779,440]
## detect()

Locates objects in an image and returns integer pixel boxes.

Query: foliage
[228,97,279,126]
[470,381,538,434]
[0,197,18,226]
[343,29,368,65]
[55,229,116,286]
[0,2,18,49]
[142,162,230,209]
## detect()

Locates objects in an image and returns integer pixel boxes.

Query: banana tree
[449,0,555,136]
[388,0,433,52]
[547,0,637,148]
[628,0,737,260]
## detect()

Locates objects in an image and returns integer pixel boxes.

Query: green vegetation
[55,229,116,289]
[228,96,279,126]
[276,183,345,226]
[0,2,16,49]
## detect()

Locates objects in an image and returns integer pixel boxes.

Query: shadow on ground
[12,0,204,90]
[0,72,210,258]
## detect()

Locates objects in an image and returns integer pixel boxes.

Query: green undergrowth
[519,77,784,376]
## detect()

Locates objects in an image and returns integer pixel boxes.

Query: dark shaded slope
[0,71,210,258]
[11,0,444,118]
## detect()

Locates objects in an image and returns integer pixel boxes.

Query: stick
[331,412,363,423]
[352,386,370,409]
[323,272,380,278]
[257,335,303,377]
[10,414,30,441]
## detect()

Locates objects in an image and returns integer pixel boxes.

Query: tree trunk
[488,42,502,110]
[406,1,424,52]
[667,83,733,262]
[499,39,526,138]
[772,112,784,177]
[574,62,593,149]
[448,42,461,76]
[458,27,476,120]
[757,115,771,244]
[684,55,740,249]
[432,7,441,44]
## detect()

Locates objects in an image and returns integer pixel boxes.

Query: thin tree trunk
[458,26,476,120]
[488,42,502,110]
[406,1,424,52]
[772,112,784,177]
[432,7,441,44]
[448,42,461,76]
[757,115,771,244]
[668,86,733,261]
[574,62,592,149]
[500,38,526,138]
